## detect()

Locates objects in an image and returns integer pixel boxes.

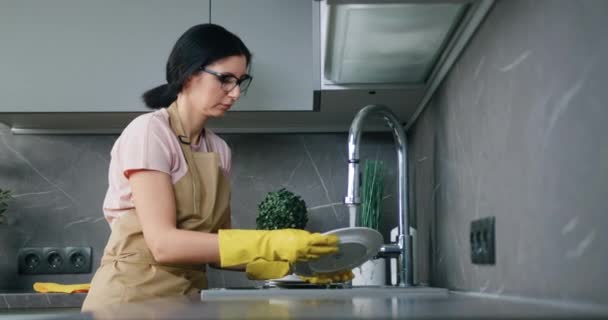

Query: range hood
[323,1,466,85]
[0,0,494,134]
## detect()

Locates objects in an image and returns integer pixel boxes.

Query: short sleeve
[113,115,178,179]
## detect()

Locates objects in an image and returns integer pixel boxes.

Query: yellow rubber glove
[218,229,339,268]
[299,270,355,284]
[245,258,291,280]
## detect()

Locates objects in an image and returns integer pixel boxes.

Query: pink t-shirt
[102,108,231,224]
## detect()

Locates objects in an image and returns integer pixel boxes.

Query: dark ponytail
[142,84,178,109]
[142,24,251,109]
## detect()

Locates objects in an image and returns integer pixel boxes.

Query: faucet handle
[376,243,401,258]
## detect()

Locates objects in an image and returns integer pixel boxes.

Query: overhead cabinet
[0,0,318,113]
[0,0,211,112]
[0,0,494,133]
[211,0,320,111]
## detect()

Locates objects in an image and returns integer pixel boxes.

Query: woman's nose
[228,85,241,99]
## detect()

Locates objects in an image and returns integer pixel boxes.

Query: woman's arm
[129,169,221,265]
[130,169,338,276]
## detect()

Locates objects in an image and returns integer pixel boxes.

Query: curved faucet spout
[345,104,414,287]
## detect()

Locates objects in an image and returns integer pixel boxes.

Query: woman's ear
[181,73,199,93]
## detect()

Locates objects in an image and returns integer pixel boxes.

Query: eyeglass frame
[200,67,253,93]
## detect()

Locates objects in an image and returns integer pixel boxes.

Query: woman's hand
[245,258,292,280]
[244,259,354,284]
[218,229,339,268]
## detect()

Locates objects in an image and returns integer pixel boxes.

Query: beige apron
[82,103,230,311]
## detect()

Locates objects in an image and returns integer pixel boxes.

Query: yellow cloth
[218,229,339,268]
[33,282,90,293]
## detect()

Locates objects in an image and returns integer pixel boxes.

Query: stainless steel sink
[201,286,447,301]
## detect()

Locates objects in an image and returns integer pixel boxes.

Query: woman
[82,24,350,311]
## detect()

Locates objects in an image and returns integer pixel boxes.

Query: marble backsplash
[0,124,404,290]
[409,0,608,306]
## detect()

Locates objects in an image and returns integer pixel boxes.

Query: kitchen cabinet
[0,0,319,113]
[0,0,492,132]
[211,0,320,111]
[0,0,210,112]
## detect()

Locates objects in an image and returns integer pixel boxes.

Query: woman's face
[183,54,249,118]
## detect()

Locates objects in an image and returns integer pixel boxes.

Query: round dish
[293,227,383,276]
[269,274,305,283]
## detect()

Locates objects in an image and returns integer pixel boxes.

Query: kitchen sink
[201,286,447,301]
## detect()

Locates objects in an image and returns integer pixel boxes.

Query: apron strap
[166,102,204,215]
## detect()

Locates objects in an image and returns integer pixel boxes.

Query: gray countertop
[0,292,85,309]
[82,291,607,319]
[2,289,606,319]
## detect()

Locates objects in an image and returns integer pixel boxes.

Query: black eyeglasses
[200,67,253,93]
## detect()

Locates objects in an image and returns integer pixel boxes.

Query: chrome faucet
[345,104,414,287]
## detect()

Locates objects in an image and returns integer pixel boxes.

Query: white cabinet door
[0,0,210,112]
[212,0,320,111]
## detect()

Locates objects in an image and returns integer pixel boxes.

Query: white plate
[293,227,383,276]
[268,274,305,283]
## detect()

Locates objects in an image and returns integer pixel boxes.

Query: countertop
[33,289,608,320]
[0,292,85,309]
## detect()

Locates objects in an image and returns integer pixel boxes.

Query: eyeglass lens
[221,76,252,92]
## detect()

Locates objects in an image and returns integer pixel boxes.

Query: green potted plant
[256,188,308,230]
[0,188,13,224]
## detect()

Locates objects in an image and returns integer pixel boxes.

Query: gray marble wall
[0,123,401,290]
[409,0,608,306]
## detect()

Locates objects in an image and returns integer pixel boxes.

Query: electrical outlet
[18,248,43,274]
[65,247,92,273]
[470,217,495,265]
[18,247,92,274]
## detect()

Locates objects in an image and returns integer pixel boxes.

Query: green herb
[360,160,384,230]
[256,188,308,230]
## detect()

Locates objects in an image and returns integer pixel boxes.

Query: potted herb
[256,188,308,230]
[0,188,13,224]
